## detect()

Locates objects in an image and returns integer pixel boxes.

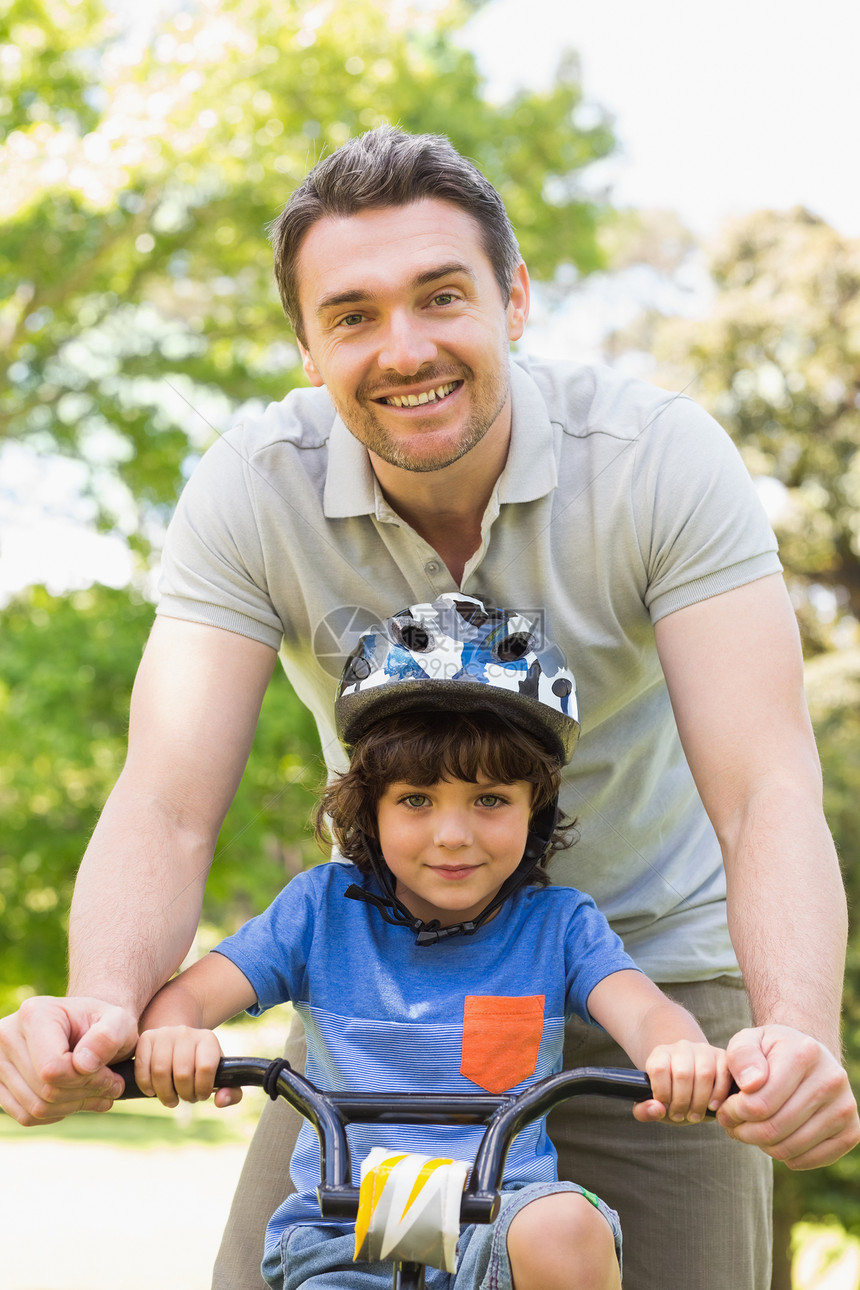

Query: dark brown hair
[315,709,575,884]
[269,125,521,345]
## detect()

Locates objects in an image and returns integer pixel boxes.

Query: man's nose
[377,311,438,376]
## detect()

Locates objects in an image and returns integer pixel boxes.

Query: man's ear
[506,261,530,343]
[299,342,324,388]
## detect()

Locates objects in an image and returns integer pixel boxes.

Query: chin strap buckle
[414,920,477,946]
[345,883,481,946]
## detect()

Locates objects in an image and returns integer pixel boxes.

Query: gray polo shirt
[158,356,781,981]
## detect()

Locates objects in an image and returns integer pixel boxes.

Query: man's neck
[370,418,511,586]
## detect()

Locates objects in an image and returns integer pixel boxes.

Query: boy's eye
[403,793,430,808]
[477,794,505,808]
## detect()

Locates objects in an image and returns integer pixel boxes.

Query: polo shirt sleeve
[156,428,286,650]
[633,394,782,623]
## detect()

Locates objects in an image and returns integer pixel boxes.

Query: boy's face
[375,775,533,927]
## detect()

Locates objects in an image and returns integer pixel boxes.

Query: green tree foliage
[1,0,615,552]
[0,0,108,135]
[627,208,860,647]
[0,584,323,1013]
[615,208,860,1248]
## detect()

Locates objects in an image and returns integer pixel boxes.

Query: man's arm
[69,615,277,1010]
[654,572,860,1168]
[0,615,277,1125]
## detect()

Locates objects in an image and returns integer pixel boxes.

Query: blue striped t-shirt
[214,861,639,1251]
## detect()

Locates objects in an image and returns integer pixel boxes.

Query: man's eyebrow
[315,288,371,315]
[315,262,477,316]
[412,261,477,289]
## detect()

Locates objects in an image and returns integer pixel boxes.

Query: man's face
[295,199,529,473]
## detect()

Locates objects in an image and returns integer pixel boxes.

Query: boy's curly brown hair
[315,709,576,885]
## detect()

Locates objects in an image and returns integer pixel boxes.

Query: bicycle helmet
[334,593,580,945]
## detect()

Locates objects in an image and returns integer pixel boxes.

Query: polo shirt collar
[322,357,556,519]
[500,358,558,502]
[323,417,378,518]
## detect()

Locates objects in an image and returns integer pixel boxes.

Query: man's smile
[378,380,462,408]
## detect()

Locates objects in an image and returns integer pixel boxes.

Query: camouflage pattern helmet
[335,593,580,763]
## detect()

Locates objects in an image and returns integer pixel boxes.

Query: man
[0,127,857,1289]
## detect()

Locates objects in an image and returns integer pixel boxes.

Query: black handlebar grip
[110,1058,146,1099]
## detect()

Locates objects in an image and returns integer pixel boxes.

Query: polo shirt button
[425,560,440,574]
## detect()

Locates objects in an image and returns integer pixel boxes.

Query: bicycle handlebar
[111,1057,654,1223]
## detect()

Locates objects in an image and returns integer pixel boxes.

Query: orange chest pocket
[460,995,545,1095]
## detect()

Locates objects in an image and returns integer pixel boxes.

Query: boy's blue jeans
[261,1181,622,1290]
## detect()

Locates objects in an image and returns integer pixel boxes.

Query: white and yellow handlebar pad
[353,1149,472,1272]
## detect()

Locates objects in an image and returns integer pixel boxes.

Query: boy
[135,593,732,1290]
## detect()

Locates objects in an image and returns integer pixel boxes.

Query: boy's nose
[434,812,473,849]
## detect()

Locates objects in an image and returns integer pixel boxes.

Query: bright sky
[465,0,860,238]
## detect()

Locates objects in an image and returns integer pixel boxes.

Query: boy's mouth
[431,864,478,880]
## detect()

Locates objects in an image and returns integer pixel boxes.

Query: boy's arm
[139,951,256,1032]
[587,970,733,1123]
[135,952,257,1108]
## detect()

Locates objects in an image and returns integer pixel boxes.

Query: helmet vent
[344,655,373,683]
[496,632,533,662]
[455,601,489,627]
[397,622,432,652]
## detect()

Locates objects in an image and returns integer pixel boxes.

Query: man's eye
[432,293,455,307]
[339,313,365,327]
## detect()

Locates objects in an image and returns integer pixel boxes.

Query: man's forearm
[68,773,212,1018]
[724,798,847,1056]
[656,579,858,1163]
